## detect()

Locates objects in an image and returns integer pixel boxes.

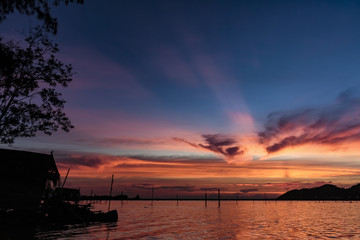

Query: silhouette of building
[0,148,60,212]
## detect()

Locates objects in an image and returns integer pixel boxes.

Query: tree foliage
[0,0,82,144]
[0,26,74,144]
[0,0,84,34]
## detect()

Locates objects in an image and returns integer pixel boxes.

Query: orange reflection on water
[34,201,360,239]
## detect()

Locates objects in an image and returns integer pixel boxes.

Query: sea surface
[24,200,360,239]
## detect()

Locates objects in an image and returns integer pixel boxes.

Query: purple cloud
[259,90,360,153]
[199,134,245,158]
[174,134,245,158]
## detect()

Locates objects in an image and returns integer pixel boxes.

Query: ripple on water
[33,201,360,239]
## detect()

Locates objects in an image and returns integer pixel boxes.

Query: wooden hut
[0,148,60,212]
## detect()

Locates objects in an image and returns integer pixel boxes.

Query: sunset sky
[2,0,360,198]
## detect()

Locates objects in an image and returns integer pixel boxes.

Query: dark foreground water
[18,201,360,239]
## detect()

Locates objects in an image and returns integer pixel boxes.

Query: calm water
[30,200,360,239]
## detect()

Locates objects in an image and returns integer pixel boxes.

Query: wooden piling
[218,189,221,208]
[90,189,93,204]
[108,174,114,211]
[177,194,179,206]
[121,191,124,206]
[205,193,207,207]
[264,193,267,204]
[236,192,238,205]
[151,185,154,206]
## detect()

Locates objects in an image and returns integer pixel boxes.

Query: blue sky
[53,0,360,120]
[3,0,360,197]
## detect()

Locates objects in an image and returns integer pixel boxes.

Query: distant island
[277,184,360,200]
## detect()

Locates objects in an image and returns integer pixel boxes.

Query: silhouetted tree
[0,26,73,144]
[0,0,82,144]
[0,0,84,34]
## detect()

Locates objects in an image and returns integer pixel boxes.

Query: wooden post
[90,189,93,204]
[264,193,267,204]
[218,189,221,208]
[177,194,179,206]
[151,185,154,206]
[121,191,124,206]
[205,193,207,207]
[236,192,238,205]
[108,174,114,211]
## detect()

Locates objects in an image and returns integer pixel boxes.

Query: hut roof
[0,148,60,210]
[0,148,60,185]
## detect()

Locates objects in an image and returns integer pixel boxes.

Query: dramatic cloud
[259,91,360,153]
[200,134,245,158]
[174,134,245,158]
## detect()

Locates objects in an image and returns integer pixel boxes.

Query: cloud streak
[259,91,360,153]
[56,155,108,168]
[128,154,224,164]
[240,188,258,193]
[132,184,197,192]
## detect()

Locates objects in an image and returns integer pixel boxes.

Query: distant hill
[277,184,360,200]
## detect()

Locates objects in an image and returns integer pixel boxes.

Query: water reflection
[32,201,360,239]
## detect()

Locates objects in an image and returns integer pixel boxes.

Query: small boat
[42,200,118,224]
[91,209,118,222]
